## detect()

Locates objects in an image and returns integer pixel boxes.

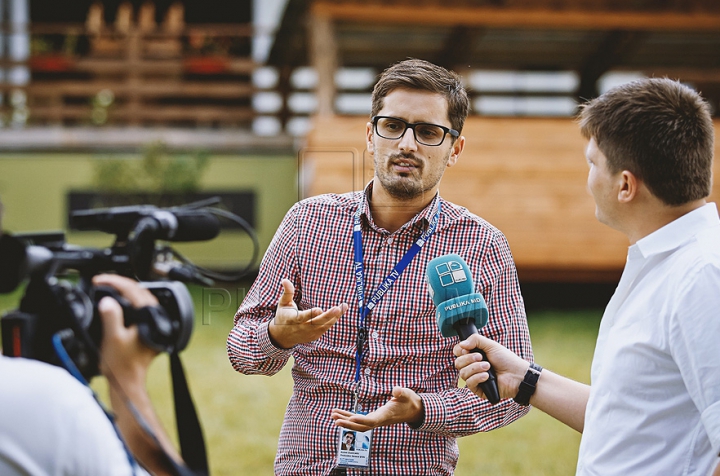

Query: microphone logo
[435,261,467,287]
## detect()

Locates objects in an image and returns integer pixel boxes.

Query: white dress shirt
[577,203,720,475]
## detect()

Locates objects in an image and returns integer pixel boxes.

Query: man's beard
[374,150,448,200]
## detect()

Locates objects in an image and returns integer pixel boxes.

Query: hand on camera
[93,274,159,383]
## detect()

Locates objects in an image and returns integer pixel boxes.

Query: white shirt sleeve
[669,261,720,456]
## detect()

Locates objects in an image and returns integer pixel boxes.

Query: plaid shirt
[228,185,533,475]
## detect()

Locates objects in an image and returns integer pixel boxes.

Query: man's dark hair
[371,58,470,135]
[579,77,714,206]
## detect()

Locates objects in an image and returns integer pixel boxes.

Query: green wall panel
[0,153,298,271]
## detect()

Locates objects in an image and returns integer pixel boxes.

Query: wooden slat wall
[304,116,720,281]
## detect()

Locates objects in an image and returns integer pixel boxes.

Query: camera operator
[0,199,183,474]
[95,273,185,473]
[0,273,182,475]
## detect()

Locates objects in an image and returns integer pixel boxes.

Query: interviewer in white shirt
[454,77,720,476]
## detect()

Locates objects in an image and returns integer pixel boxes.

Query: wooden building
[267,0,720,283]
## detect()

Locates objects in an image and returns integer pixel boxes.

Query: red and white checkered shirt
[228,186,533,475]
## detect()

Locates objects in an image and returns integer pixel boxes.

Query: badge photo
[336,426,372,469]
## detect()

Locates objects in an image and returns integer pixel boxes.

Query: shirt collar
[358,181,441,233]
[632,202,719,259]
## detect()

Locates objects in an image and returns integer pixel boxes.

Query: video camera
[0,199,257,380]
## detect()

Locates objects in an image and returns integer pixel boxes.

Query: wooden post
[126,29,141,126]
[308,10,337,117]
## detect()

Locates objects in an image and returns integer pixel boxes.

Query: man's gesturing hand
[330,387,424,431]
[268,279,348,349]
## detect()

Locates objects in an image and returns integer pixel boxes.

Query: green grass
[456,310,600,475]
[0,285,601,476]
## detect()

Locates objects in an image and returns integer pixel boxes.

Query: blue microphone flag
[426,254,488,338]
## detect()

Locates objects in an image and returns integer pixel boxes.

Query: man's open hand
[268,279,348,349]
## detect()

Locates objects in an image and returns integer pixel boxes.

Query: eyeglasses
[371,116,459,147]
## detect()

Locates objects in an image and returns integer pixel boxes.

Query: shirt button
[364,368,371,375]
[387,237,393,244]
[372,331,379,339]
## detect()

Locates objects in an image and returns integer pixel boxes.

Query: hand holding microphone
[426,254,501,404]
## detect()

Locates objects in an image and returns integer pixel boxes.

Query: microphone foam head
[173,210,221,242]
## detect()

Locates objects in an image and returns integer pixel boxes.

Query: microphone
[425,253,501,404]
[71,206,221,242]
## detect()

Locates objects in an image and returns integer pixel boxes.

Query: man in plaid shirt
[227,59,533,475]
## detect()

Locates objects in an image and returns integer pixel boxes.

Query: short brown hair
[579,78,714,206]
[371,58,469,135]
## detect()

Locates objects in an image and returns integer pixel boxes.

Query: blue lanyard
[352,200,441,383]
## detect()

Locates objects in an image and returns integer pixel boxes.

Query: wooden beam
[308,10,338,117]
[636,68,720,83]
[0,127,294,152]
[312,2,720,31]
[435,26,484,70]
[22,81,254,97]
[27,105,255,121]
[576,30,647,101]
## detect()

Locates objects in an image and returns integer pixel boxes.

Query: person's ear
[618,170,638,203]
[366,122,374,155]
[446,136,465,168]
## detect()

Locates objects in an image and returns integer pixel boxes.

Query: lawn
[0,284,601,475]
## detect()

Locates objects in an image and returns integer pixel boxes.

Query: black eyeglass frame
[370,115,459,146]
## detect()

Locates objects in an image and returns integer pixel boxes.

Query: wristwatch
[513,362,543,406]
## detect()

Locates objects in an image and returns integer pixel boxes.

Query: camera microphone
[425,253,501,404]
[71,206,221,242]
[0,234,54,293]
[146,209,220,242]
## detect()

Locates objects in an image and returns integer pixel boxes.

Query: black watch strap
[513,362,543,406]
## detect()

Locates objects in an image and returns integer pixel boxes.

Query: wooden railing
[0,23,257,128]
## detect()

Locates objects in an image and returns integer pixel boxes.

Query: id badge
[335,420,373,470]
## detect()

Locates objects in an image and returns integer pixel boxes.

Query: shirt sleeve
[227,203,301,376]
[415,383,530,437]
[670,260,720,456]
[413,229,534,436]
